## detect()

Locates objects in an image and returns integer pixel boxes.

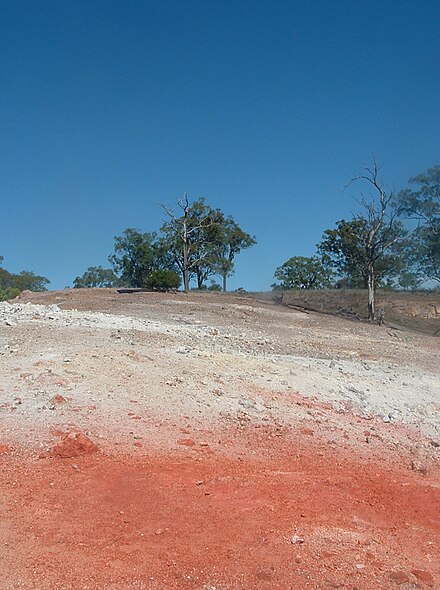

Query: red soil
[51,432,99,459]
[1,427,438,590]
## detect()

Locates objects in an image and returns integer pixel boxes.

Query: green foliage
[190,280,222,291]
[109,228,170,288]
[412,226,440,283]
[160,197,255,290]
[398,271,422,291]
[106,198,254,292]
[317,217,407,288]
[160,198,220,289]
[73,266,121,288]
[0,268,18,301]
[0,286,21,301]
[13,270,50,292]
[317,161,413,319]
[399,166,440,226]
[208,282,222,291]
[212,216,256,291]
[146,269,181,290]
[272,256,333,290]
[0,260,49,301]
[318,219,369,287]
[398,166,440,283]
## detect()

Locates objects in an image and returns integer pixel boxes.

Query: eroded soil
[0,289,439,589]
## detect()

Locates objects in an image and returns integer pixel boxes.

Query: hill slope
[0,289,439,589]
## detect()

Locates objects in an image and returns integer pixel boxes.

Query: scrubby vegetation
[0,256,49,301]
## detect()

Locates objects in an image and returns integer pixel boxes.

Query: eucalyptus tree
[160,196,255,291]
[398,165,440,283]
[319,162,406,320]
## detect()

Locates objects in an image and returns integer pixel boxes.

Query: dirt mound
[51,432,99,459]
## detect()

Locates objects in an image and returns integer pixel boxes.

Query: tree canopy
[160,197,221,291]
[272,256,332,290]
[317,162,411,319]
[73,266,121,288]
[69,197,256,292]
[317,218,406,289]
[160,196,255,291]
[69,164,439,308]
[108,229,169,288]
[0,258,50,301]
[212,216,256,291]
[398,166,440,283]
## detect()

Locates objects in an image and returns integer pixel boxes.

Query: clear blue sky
[1,0,439,291]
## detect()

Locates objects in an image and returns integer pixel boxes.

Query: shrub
[147,269,181,290]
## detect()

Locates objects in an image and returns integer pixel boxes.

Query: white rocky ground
[1,296,438,460]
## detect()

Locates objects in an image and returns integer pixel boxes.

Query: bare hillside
[0,289,439,589]
[259,288,440,336]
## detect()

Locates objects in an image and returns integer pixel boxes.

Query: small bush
[0,287,21,301]
[208,283,222,291]
[147,270,181,290]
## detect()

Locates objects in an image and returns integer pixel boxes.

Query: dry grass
[255,289,440,336]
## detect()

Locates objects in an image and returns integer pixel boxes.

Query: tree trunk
[223,271,227,292]
[182,218,189,292]
[183,269,189,292]
[197,270,203,290]
[367,267,375,321]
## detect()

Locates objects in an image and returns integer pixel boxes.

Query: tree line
[272,163,440,319]
[2,161,438,321]
[74,196,256,292]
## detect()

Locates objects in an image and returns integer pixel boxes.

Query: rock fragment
[52,432,99,459]
[411,569,434,587]
[388,571,410,585]
[177,438,195,447]
[50,394,67,404]
[411,460,428,474]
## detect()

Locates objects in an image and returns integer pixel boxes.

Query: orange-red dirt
[52,431,99,458]
[1,290,439,589]
[1,425,438,590]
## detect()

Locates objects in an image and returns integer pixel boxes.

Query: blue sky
[1,0,439,291]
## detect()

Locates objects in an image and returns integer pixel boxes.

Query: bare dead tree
[348,161,402,320]
[160,195,191,291]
